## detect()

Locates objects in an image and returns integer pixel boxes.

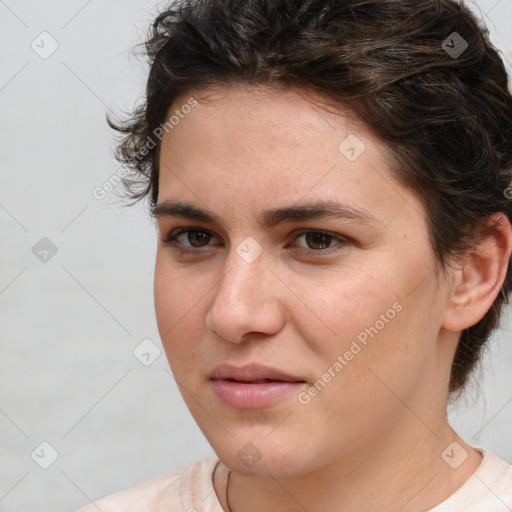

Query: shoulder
[431,448,512,512]
[74,457,220,512]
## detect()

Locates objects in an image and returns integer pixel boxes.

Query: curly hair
[109,0,512,397]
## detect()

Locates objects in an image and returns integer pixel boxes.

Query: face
[154,84,455,478]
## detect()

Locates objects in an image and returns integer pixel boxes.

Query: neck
[215,418,482,512]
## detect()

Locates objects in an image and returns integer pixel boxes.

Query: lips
[210,363,303,383]
[226,378,275,383]
[209,363,306,409]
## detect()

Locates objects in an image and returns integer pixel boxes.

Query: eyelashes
[160,227,350,256]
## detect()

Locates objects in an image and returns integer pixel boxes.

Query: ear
[442,213,512,331]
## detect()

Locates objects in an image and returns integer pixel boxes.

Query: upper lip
[209,363,304,383]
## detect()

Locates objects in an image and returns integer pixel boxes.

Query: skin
[153,84,512,512]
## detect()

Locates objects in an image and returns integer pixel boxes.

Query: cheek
[287,267,402,348]
[290,281,434,438]
[154,253,209,324]
[154,259,176,335]
[154,257,208,371]
[288,262,438,380]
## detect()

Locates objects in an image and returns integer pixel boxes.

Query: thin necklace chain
[225,470,233,512]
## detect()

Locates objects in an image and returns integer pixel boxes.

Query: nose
[204,250,286,344]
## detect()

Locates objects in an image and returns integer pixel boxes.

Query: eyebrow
[152,200,379,227]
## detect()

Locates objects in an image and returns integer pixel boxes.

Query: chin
[207,433,318,478]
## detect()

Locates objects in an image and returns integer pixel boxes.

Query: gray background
[0,1,511,511]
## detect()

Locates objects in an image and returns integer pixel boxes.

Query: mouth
[224,378,286,384]
[209,363,304,383]
[209,363,306,409]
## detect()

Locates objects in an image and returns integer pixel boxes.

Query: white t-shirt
[75,448,512,511]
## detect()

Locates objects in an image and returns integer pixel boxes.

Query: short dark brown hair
[109,0,512,396]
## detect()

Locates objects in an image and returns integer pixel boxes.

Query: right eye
[160,227,221,253]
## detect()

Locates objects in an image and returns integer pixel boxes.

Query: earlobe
[442,213,512,332]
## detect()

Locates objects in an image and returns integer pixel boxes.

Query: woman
[77,0,512,510]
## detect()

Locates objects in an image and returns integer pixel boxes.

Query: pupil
[189,231,209,247]
[306,232,331,249]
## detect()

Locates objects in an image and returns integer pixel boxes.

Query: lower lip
[211,379,305,409]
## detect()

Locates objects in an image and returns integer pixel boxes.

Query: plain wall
[0,1,511,511]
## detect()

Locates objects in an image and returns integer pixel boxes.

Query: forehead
[157,84,424,226]
[169,83,370,147]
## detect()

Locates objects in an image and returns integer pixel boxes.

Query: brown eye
[293,230,349,255]
[186,230,211,247]
[163,228,218,250]
[304,232,334,250]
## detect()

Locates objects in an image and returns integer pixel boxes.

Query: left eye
[293,230,348,252]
